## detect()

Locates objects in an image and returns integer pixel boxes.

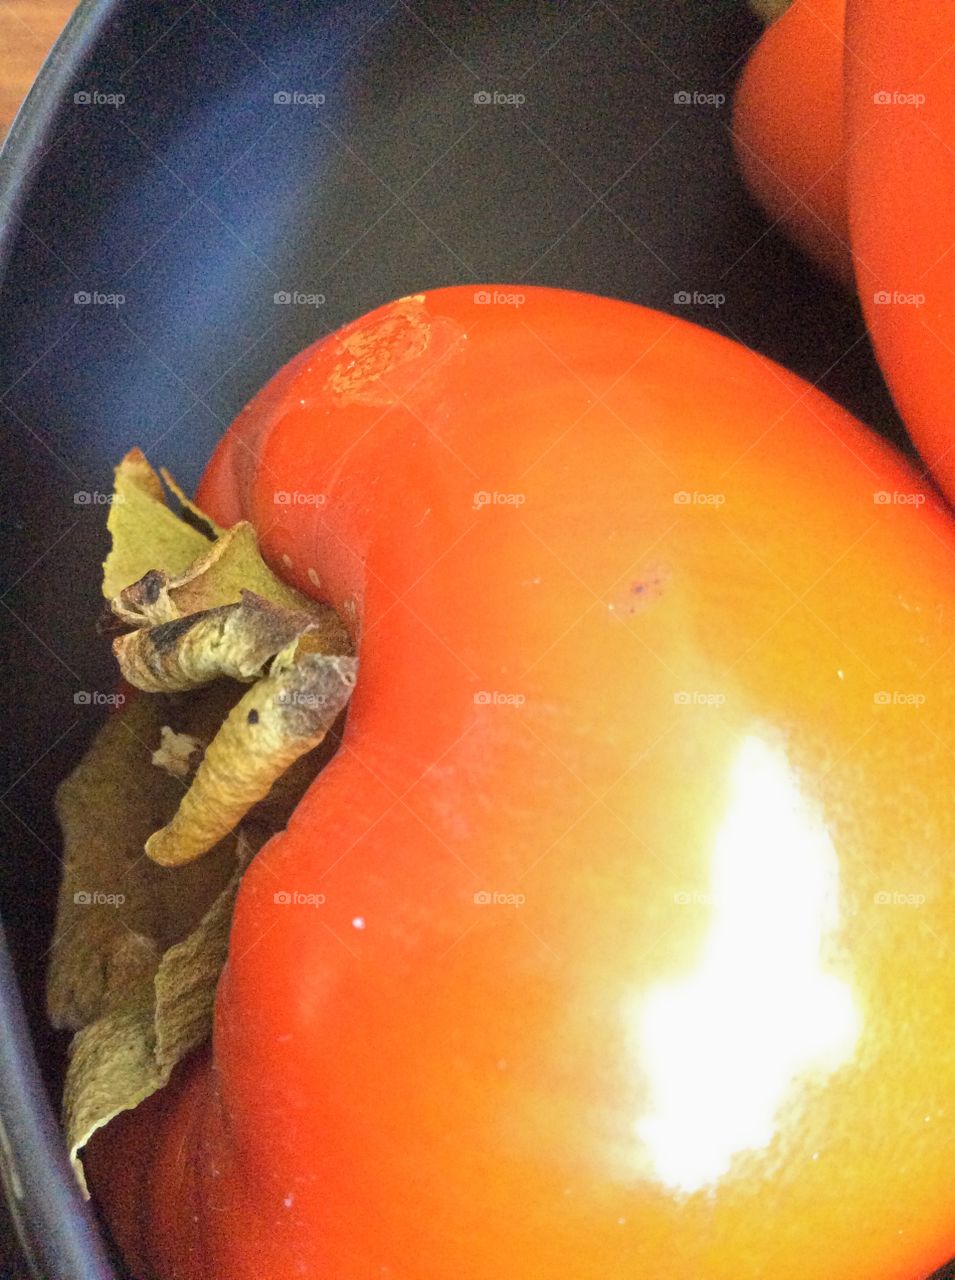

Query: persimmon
[733,0,851,284]
[846,0,955,506]
[88,288,955,1280]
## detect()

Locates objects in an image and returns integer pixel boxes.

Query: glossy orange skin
[847,0,955,506]
[733,0,852,284]
[89,288,955,1280]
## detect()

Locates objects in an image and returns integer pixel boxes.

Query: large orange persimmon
[90,288,955,1280]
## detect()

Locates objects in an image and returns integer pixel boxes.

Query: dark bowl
[0,1,948,1277]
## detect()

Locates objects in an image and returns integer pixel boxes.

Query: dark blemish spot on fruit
[612,566,671,617]
[247,709,259,725]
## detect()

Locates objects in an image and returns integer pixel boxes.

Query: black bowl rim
[0,3,124,1274]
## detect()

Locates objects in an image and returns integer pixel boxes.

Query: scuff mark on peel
[325,296,465,408]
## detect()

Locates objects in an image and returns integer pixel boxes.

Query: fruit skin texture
[847,0,955,507]
[88,287,955,1280]
[733,0,852,284]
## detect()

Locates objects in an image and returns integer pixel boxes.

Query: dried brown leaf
[146,650,357,866]
[111,516,349,653]
[63,827,264,1195]
[113,590,331,694]
[102,451,212,604]
[48,691,242,1032]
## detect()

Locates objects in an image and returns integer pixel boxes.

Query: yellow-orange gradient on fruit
[90,288,955,1280]
[734,0,852,284]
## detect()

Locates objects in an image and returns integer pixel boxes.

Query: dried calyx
[48,450,355,1192]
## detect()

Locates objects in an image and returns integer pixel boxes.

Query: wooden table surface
[0,0,77,137]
